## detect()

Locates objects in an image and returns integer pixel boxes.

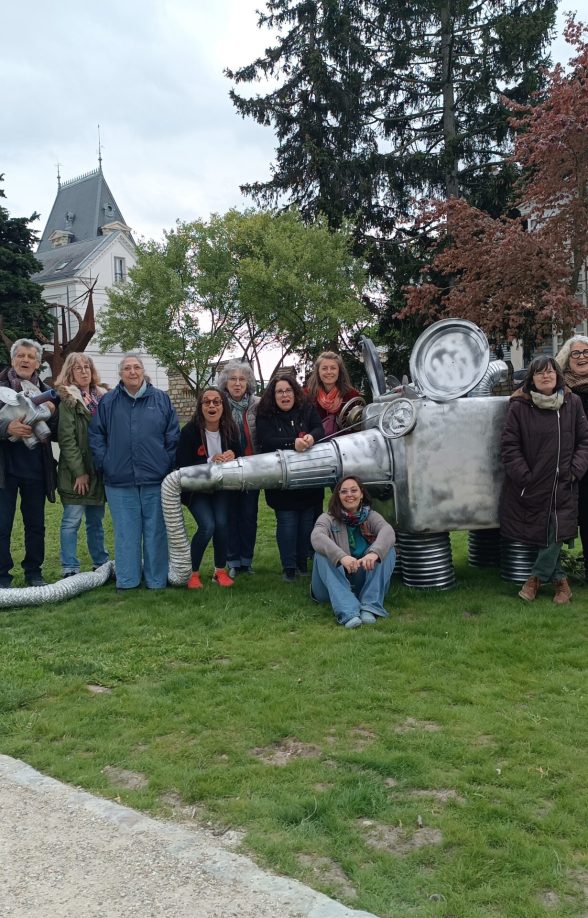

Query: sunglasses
[201,398,222,407]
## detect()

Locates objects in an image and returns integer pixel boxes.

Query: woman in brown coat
[500,356,588,603]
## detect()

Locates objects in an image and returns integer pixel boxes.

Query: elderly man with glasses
[0,339,58,587]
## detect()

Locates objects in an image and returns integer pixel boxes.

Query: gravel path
[0,755,375,918]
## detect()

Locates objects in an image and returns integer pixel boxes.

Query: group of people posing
[0,342,394,627]
[1,335,588,623]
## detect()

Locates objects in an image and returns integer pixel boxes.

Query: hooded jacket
[499,387,588,546]
[56,384,106,505]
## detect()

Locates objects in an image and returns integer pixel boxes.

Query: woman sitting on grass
[310,476,396,629]
[176,388,241,590]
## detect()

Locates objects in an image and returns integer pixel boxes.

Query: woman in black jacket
[500,356,588,604]
[256,374,324,581]
[176,388,241,589]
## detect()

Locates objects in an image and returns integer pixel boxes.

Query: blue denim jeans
[105,484,168,589]
[275,507,315,571]
[0,474,46,584]
[187,491,230,572]
[60,503,109,575]
[311,550,396,625]
[227,489,259,568]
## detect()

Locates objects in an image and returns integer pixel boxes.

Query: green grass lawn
[1,500,587,917]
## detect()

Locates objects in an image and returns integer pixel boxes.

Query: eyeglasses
[340,488,361,496]
[533,368,556,376]
[275,388,293,396]
[201,398,222,407]
[570,349,588,359]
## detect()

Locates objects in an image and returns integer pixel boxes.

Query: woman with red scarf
[310,476,396,629]
[305,352,361,437]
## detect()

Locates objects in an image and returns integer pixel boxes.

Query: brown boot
[518,576,540,601]
[553,578,572,604]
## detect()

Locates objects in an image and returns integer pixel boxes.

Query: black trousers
[0,474,46,584]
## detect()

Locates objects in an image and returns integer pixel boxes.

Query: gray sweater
[311,509,396,566]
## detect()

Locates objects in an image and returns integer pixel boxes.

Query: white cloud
[1,0,573,244]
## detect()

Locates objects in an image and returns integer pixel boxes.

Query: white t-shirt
[205,429,222,460]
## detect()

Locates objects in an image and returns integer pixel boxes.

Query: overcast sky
[1,1,574,245]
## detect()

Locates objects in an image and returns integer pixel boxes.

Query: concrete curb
[0,755,376,918]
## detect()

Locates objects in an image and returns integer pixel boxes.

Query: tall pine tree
[227,0,556,365]
[0,176,49,365]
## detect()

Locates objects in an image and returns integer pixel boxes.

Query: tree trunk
[440,0,459,200]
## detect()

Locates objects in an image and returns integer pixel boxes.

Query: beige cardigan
[311,509,396,567]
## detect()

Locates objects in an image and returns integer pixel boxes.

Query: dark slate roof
[37,168,130,254]
[33,234,114,284]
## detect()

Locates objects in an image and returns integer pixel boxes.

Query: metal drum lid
[409,319,490,401]
[360,336,387,397]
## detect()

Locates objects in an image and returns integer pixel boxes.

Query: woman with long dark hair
[310,476,396,628]
[176,387,241,589]
[256,373,324,581]
[500,355,588,603]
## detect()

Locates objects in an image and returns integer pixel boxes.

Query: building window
[114,256,126,283]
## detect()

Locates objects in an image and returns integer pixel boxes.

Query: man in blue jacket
[89,354,179,591]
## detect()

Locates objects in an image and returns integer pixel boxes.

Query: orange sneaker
[213,569,234,588]
[187,572,203,589]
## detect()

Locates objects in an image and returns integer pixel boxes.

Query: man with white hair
[0,338,58,587]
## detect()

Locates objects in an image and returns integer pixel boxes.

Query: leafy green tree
[0,176,49,364]
[99,208,369,388]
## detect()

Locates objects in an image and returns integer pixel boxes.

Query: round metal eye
[378,399,417,439]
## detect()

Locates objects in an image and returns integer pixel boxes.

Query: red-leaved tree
[401,15,588,356]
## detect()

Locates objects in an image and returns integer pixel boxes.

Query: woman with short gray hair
[217,360,260,576]
[555,334,588,582]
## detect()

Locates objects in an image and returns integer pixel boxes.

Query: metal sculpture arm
[162,430,395,585]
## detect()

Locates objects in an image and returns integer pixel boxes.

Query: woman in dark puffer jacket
[500,356,588,604]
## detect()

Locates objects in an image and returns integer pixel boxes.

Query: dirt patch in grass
[384,777,398,788]
[251,737,322,766]
[358,819,443,855]
[86,683,112,694]
[394,717,441,734]
[407,788,464,804]
[312,783,333,792]
[474,734,496,746]
[298,854,358,900]
[102,765,148,790]
[537,890,560,908]
[350,726,377,750]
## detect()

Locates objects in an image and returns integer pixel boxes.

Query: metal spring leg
[396,531,456,590]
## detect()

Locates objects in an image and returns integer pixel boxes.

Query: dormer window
[49,229,74,247]
[114,256,126,283]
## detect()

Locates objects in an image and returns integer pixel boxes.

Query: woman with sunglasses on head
[256,374,324,582]
[500,355,588,603]
[310,476,396,629]
[555,335,588,582]
[176,387,241,589]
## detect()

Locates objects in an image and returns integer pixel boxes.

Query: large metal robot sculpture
[0,318,513,609]
[163,319,511,589]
